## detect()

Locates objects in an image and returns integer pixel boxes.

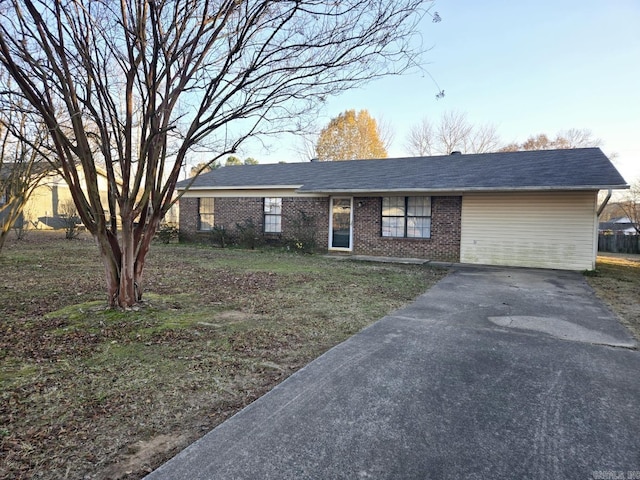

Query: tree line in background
[310,108,602,160]
[190,156,259,177]
[304,108,638,231]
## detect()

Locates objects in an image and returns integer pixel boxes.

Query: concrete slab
[324,254,430,265]
[145,267,640,480]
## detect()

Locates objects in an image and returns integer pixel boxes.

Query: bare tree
[500,129,601,151]
[376,115,396,153]
[618,181,640,235]
[0,0,432,307]
[0,108,52,252]
[293,129,320,161]
[435,111,473,155]
[405,111,500,156]
[464,123,501,154]
[405,117,435,156]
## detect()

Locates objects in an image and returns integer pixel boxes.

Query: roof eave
[178,184,303,191]
[298,185,630,194]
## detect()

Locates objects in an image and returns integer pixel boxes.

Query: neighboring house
[599,216,639,235]
[22,167,114,230]
[177,148,627,271]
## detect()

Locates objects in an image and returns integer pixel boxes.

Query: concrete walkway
[145,267,640,480]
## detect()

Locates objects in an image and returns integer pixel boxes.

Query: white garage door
[460,192,598,270]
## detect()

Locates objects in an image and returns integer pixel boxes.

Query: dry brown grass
[586,253,640,339]
[0,231,446,480]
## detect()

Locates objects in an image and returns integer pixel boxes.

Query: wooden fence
[598,234,640,254]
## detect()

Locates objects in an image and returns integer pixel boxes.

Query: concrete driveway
[145,267,640,480]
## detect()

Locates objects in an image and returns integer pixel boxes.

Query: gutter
[298,185,630,195]
[177,184,303,191]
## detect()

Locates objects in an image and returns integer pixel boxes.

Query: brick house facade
[179,194,461,262]
[352,196,461,261]
[176,150,624,270]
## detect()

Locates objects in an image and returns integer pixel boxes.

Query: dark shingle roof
[178,148,628,193]
[598,221,637,232]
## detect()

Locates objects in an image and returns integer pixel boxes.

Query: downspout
[597,189,612,217]
[593,189,612,271]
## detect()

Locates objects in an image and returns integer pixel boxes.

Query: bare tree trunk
[94,210,160,307]
[0,199,25,254]
[95,228,136,308]
[0,227,7,252]
[118,216,138,307]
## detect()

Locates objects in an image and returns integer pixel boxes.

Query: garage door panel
[460,193,597,270]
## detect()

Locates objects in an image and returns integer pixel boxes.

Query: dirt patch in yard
[97,433,192,480]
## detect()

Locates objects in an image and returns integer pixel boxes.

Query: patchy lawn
[0,232,446,480]
[586,253,640,340]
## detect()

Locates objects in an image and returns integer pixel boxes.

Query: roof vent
[450,151,462,155]
[310,157,319,162]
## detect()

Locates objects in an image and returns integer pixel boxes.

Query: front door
[329,197,353,250]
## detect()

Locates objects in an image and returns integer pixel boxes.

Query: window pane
[382,216,405,237]
[199,213,214,231]
[264,214,281,233]
[199,197,214,214]
[407,197,431,217]
[407,217,431,238]
[198,198,214,231]
[264,197,282,215]
[382,197,405,216]
[264,198,282,233]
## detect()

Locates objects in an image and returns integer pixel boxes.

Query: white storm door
[329,197,353,251]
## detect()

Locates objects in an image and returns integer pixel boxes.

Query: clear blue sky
[247,0,640,184]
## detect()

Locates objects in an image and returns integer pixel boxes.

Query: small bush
[156,223,179,244]
[12,215,28,240]
[60,200,82,240]
[210,225,233,248]
[285,210,318,254]
[235,219,263,250]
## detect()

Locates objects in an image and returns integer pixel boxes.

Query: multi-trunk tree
[619,181,640,235]
[0,0,432,307]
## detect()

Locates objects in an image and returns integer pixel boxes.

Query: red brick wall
[282,197,330,250]
[180,195,461,261]
[179,197,199,239]
[352,196,461,262]
[215,197,264,229]
[179,196,329,248]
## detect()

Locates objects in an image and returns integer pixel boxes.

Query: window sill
[380,236,431,241]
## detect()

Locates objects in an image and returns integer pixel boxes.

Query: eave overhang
[297,184,630,195]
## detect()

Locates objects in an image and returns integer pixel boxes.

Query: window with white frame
[197,197,214,231]
[381,196,431,238]
[264,197,282,233]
